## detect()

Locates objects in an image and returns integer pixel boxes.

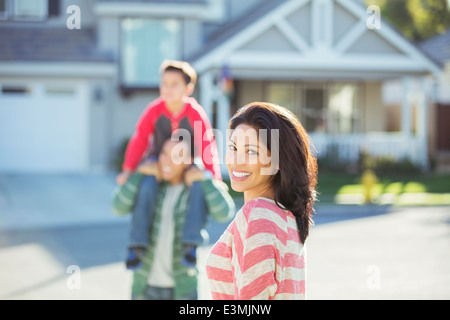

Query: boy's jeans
[129,175,207,248]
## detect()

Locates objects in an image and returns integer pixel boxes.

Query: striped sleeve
[111,173,143,215]
[232,206,281,300]
[200,179,235,223]
[207,235,235,300]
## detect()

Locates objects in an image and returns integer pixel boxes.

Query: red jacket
[123,97,222,180]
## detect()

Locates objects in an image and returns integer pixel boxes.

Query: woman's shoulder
[242,197,292,223]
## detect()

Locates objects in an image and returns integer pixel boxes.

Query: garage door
[0,82,88,173]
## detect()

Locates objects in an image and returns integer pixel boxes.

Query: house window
[264,81,362,134]
[303,86,327,133]
[48,0,60,17]
[121,18,181,88]
[0,85,32,96]
[45,86,75,96]
[328,83,361,134]
[0,0,57,20]
[0,0,9,19]
[265,82,299,115]
[14,0,48,20]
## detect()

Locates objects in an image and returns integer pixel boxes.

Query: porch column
[199,70,214,121]
[416,76,430,170]
[217,93,231,176]
[401,76,412,138]
[401,76,413,162]
[199,69,230,177]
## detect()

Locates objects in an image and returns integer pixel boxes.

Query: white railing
[309,132,421,165]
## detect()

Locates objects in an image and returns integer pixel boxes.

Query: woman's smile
[231,169,252,181]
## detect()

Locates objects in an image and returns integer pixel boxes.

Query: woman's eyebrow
[229,137,259,148]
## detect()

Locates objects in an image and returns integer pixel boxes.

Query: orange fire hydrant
[361,169,378,204]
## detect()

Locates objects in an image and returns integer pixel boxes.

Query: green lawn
[316,172,450,206]
[223,172,450,206]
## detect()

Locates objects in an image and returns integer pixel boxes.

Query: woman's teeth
[232,171,251,177]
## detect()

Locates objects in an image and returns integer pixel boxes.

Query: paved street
[307,205,450,299]
[0,174,449,300]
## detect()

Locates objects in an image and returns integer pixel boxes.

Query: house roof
[191,0,442,79]
[0,26,113,62]
[97,0,206,3]
[417,29,450,65]
[191,0,289,60]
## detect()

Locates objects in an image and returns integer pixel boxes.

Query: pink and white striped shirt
[206,197,306,300]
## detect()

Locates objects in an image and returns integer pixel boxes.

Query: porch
[198,75,432,172]
[309,132,421,165]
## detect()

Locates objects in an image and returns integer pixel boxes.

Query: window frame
[12,0,48,21]
[0,84,33,97]
[119,17,182,90]
[263,80,363,134]
[327,82,363,134]
[302,82,328,134]
[0,0,10,20]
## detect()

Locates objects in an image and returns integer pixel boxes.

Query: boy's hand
[137,161,161,181]
[184,166,204,187]
[116,170,132,186]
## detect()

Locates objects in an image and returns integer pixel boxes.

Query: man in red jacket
[116,60,222,269]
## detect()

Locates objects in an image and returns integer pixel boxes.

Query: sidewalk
[0,173,128,230]
[1,173,449,300]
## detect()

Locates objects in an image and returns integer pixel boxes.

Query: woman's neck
[244,187,275,203]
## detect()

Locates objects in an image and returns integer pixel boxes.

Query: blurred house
[383,29,450,172]
[0,0,442,174]
[420,29,450,172]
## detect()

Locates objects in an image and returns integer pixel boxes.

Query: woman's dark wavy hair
[229,102,318,244]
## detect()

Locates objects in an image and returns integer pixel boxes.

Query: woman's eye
[227,144,236,151]
[247,149,258,155]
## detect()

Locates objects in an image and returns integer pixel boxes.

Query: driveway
[0,173,449,299]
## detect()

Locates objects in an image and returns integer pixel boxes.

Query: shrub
[358,150,421,175]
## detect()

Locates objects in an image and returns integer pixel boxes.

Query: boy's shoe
[126,246,146,270]
[181,244,197,268]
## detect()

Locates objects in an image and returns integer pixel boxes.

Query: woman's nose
[227,151,246,165]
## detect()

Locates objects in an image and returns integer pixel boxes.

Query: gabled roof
[191,0,442,78]
[418,29,450,65]
[97,0,206,3]
[0,26,113,62]
[192,0,290,60]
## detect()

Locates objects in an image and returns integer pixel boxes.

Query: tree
[366,0,450,41]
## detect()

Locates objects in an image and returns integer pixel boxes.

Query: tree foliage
[366,0,450,41]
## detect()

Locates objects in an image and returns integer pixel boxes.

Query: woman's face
[225,123,275,200]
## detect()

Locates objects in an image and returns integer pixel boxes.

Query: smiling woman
[206,101,318,300]
[226,123,277,201]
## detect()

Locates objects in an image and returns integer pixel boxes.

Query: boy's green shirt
[112,173,235,299]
